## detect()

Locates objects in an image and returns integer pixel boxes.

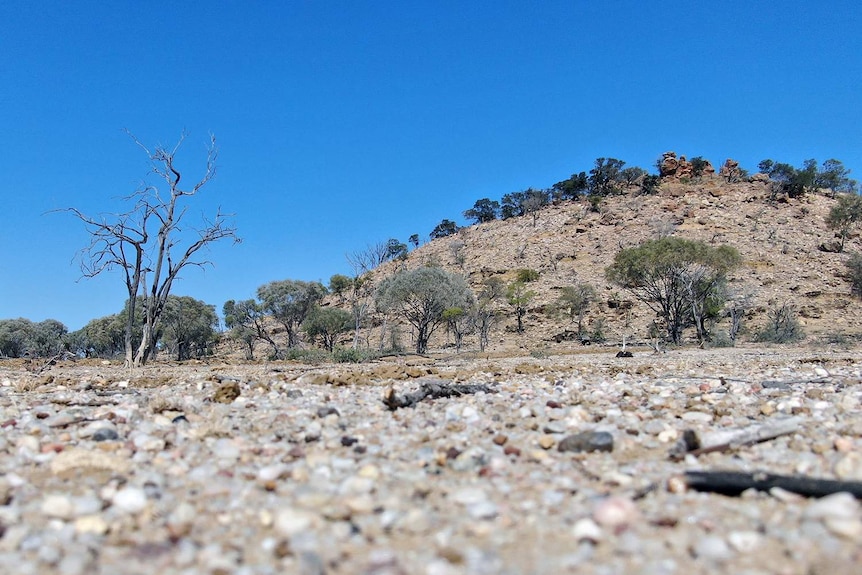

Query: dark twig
[684,470,862,499]
[383,381,494,410]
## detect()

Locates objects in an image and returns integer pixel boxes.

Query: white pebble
[804,492,860,520]
[111,486,148,514]
[41,495,74,520]
[727,530,762,553]
[593,496,640,529]
[274,508,314,537]
[572,517,603,542]
[692,535,733,562]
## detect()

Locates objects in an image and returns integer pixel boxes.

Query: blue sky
[1,1,860,331]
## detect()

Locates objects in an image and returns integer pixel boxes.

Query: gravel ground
[1,347,861,574]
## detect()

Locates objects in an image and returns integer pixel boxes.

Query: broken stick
[383,380,494,410]
[684,470,862,499]
[670,416,801,460]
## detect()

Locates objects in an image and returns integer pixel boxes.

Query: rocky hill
[352,165,860,354]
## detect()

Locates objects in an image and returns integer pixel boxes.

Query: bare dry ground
[2,345,862,574]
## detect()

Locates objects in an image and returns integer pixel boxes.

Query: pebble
[274,508,315,537]
[592,496,640,530]
[538,435,556,449]
[558,431,614,453]
[572,517,603,542]
[834,452,862,480]
[91,428,120,442]
[41,494,75,520]
[727,531,762,553]
[692,536,733,562]
[111,486,148,514]
[1,351,861,573]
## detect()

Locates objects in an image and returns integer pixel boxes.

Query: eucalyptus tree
[257,280,328,348]
[64,132,238,367]
[375,267,473,354]
[606,237,741,344]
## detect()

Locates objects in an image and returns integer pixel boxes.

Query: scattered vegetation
[759,158,857,199]
[15,149,858,362]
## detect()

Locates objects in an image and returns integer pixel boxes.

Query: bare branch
[63,131,239,367]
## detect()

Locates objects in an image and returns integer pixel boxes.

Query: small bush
[590,318,607,343]
[283,348,331,364]
[516,268,539,283]
[846,252,862,298]
[708,331,734,348]
[755,304,804,343]
[332,347,380,363]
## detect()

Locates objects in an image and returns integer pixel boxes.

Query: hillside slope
[356,177,860,353]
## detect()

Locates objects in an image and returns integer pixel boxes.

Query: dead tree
[65,131,239,367]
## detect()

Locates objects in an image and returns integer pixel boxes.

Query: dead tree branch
[383,380,494,410]
[670,416,801,460]
[684,470,862,499]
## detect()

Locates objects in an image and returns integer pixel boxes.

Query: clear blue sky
[1,1,859,331]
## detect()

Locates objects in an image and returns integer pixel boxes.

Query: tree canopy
[606,237,741,344]
[257,280,327,348]
[375,267,473,354]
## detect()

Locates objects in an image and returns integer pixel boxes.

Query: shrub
[515,268,539,283]
[755,304,804,343]
[846,252,862,298]
[590,318,607,343]
[331,347,380,363]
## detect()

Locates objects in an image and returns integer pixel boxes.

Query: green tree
[375,267,473,354]
[303,307,352,352]
[506,281,535,334]
[64,132,239,367]
[640,174,662,195]
[501,189,549,221]
[0,318,69,358]
[621,166,647,186]
[0,318,33,357]
[606,237,741,344]
[826,193,862,252]
[472,277,504,351]
[29,319,68,357]
[588,157,627,196]
[160,296,219,360]
[72,314,128,358]
[384,238,408,261]
[409,234,420,248]
[223,299,274,359]
[556,283,597,337]
[551,172,588,201]
[328,274,354,300]
[430,219,459,239]
[816,159,857,195]
[689,156,710,180]
[442,307,472,351]
[257,280,327,348]
[464,198,501,224]
[759,158,818,198]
